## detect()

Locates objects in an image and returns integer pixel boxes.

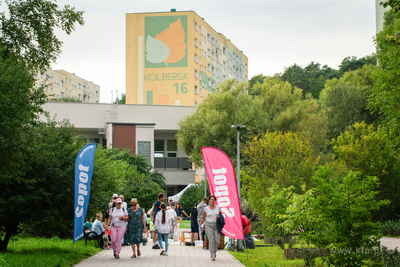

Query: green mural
[145,15,188,68]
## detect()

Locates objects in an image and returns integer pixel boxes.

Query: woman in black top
[175,202,189,223]
[190,203,199,245]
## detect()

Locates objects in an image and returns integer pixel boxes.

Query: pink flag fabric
[201,147,244,240]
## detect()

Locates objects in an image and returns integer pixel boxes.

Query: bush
[382,220,400,237]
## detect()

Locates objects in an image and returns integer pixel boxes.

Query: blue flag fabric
[73,143,97,243]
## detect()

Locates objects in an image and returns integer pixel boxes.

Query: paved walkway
[381,237,400,250]
[75,234,244,267]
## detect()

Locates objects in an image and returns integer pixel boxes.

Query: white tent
[168,183,196,203]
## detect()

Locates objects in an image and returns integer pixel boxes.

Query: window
[199,42,201,49]
[195,53,198,63]
[199,57,202,65]
[195,69,198,78]
[83,85,86,91]
[199,26,202,34]
[88,138,100,144]
[69,90,71,95]
[138,141,151,163]
[96,91,99,96]
[207,48,211,58]
[46,87,49,92]
[207,33,211,42]
[208,63,211,72]
[194,22,198,31]
[61,80,64,87]
[245,63,248,70]
[195,38,198,47]
[78,94,81,99]
[223,46,226,55]
[51,87,54,94]
[195,85,198,94]
[195,101,198,107]
[212,37,215,46]
[212,51,215,60]
[154,139,164,157]
[208,79,211,87]
[167,140,177,157]
[223,61,226,69]
[69,79,71,84]
[78,83,82,89]
[60,92,64,96]
[200,88,202,96]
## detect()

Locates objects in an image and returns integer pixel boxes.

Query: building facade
[126,10,248,107]
[35,69,100,103]
[41,102,196,196]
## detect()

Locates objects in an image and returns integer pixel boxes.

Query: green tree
[179,184,201,219]
[262,185,294,237]
[242,131,319,215]
[177,79,265,166]
[320,64,382,141]
[311,166,388,266]
[0,0,84,70]
[115,92,126,104]
[281,62,337,98]
[337,54,377,76]
[0,0,84,251]
[1,117,84,249]
[331,122,400,221]
[369,4,400,149]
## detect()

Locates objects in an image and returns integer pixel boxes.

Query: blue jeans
[157,232,169,252]
[169,218,174,238]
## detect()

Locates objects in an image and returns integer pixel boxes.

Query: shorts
[191,221,199,233]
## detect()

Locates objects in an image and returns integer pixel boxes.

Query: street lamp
[231,125,245,200]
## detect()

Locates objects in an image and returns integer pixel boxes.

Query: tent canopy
[168,183,196,203]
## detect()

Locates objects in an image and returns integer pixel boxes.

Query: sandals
[131,254,136,258]
[137,251,141,257]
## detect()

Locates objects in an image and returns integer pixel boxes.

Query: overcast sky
[52,0,377,103]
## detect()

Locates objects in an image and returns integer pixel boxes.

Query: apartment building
[126,10,248,107]
[35,69,100,103]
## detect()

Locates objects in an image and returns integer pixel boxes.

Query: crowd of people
[83,192,251,261]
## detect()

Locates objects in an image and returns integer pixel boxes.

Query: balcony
[154,157,192,171]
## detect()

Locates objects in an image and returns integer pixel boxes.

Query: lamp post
[231,125,245,200]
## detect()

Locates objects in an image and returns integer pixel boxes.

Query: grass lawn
[228,240,327,267]
[1,236,101,267]
[179,220,191,229]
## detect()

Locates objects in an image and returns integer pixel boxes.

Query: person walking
[197,198,207,241]
[126,198,147,258]
[190,203,199,246]
[154,203,172,256]
[107,198,128,259]
[200,195,221,261]
[152,193,165,249]
[167,205,177,239]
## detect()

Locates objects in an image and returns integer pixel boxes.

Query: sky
[52,0,378,103]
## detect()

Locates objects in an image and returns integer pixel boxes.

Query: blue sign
[73,143,97,243]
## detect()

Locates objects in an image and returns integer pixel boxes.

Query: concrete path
[75,235,244,267]
[381,237,400,250]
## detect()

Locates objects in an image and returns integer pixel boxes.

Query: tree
[331,122,400,221]
[369,4,400,149]
[311,166,388,266]
[1,117,84,249]
[320,64,382,141]
[0,0,83,251]
[177,79,265,166]
[115,92,126,104]
[280,62,337,98]
[0,0,84,70]
[179,184,201,218]
[337,55,376,76]
[242,131,319,215]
